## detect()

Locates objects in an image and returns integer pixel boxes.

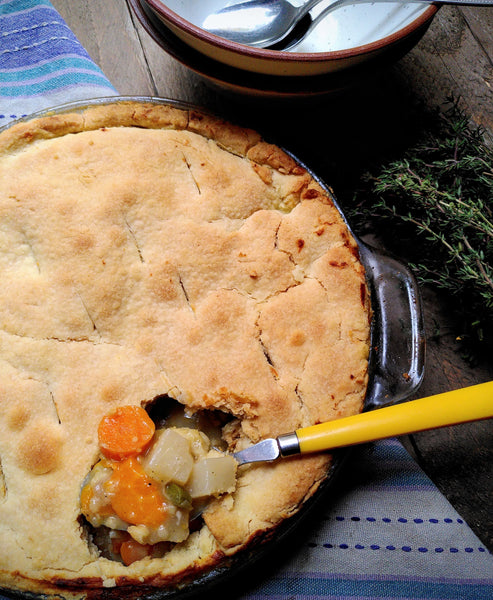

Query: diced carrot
[104,457,168,528]
[110,530,130,556]
[98,405,155,461]
[120,539,154,565]
[80,483,94,515]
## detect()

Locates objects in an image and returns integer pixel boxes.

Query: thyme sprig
[350,101,493,356]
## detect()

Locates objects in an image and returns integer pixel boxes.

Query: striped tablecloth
[235,438,493,599]
[0,2,492,599]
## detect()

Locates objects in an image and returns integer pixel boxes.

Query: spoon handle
[410,0,492,3]
[368,0,493,4]
[291,381,493,454]
[331,0,493,5]
[283,0,493,50]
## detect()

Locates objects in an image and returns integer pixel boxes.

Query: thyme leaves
[350,102,493,357]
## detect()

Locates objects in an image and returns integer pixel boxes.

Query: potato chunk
[142,428,193,485]
[187,456,237,498]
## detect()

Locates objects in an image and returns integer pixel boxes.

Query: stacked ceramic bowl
[129,0,438,98]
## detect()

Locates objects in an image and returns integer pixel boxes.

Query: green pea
[165,482,192,510]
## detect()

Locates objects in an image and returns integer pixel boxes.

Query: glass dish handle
[359,241,426,410]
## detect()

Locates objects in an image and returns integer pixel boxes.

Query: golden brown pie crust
[0,100,371,597]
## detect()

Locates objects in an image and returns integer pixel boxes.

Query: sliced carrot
[104,456,168,528]
[98,405,155,461]
[120,539,154,566]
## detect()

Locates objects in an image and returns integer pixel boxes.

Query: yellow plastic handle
[296,381,493,454]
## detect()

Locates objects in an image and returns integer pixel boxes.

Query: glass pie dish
[0,96,425,600]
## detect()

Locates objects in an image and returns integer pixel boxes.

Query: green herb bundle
[351,102,493,358]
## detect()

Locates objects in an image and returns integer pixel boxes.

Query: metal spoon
[203,0,493,50]
[202,0,327,47]
[232,381,493,465]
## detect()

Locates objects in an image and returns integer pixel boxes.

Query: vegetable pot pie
[0,100,371,598]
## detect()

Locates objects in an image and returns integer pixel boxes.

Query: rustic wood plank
[460,6,493,62]
[394,7,493,141]
[53,0,156,94]
[125,3,219,104]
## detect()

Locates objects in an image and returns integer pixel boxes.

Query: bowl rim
[144,0,438,63]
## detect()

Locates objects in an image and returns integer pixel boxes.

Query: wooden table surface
[52,0,493,550]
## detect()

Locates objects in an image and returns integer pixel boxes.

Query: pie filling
[80,401,237,565]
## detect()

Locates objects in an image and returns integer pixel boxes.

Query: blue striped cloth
[0,2,492,599]
[237,438,493,600]
[0,0,116,124]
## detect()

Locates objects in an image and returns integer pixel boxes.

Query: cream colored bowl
[143,0,438,77]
